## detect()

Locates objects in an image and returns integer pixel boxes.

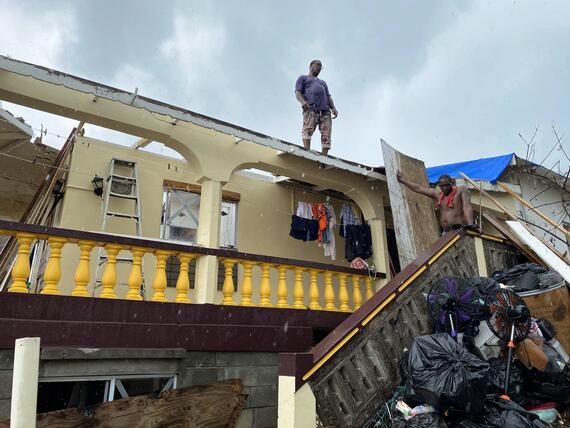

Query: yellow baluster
[365,276,374,300]
[276,265,288,308]
[100,244,121,299]
[323,270,335,310]
[126,248,145,301]
[241,261,255,306]
[338,273,350,312]
[259,263,273,307]
[72,240,94,297]
[352,275,363,310]
[308,269,321,310]
[293,267,305,309]
[222,258,237,305]
[175,253,193,303]
[9,233,35,293]
[151,250,169,302]
[41,237,66,295]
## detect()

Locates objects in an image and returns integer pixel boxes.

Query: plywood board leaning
[381,140,440,269]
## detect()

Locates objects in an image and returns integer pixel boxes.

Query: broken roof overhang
[0,106,33,144]
[0,55,385,182]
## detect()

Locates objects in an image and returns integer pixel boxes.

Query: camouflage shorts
[302,110,332,149]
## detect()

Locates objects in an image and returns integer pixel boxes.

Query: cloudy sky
[1,0,569,170]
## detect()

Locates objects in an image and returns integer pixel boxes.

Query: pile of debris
[364,267,570,428]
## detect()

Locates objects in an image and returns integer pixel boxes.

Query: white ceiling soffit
[0,55,384,181]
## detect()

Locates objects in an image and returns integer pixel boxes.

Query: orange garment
[437,186,456,209]
[311,203,328,243]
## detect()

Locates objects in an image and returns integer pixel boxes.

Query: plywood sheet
[381,140,440,268]
[0,379,245,428]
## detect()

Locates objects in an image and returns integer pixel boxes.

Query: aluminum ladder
[94,158,144,295]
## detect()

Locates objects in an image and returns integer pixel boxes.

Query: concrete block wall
[179,352,279,428]
[0,349,279,427]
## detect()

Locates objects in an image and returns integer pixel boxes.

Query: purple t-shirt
[295,75,331,111]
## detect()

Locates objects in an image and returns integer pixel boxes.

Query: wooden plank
[381,140,440,268]
[0,380,246,428]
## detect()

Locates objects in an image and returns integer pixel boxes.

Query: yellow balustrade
[276,265,289,308]
[323,270,335,310]
[240,261,255,306]
[151,250,169,302]
[352,275,363,310]
[126,248,145,301]
[9,232,35,293]
[308,269,321,310]
[72,240,94,297]
[222,258,237,305]
[259,263,273,307]
[365,276,374,300]
[41,237,67,295]
[338,273,350,312]
[175,253,193,303]
[100,244,121,299]
[292,267,305,309]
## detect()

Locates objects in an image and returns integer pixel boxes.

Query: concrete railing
[0,220,384,310]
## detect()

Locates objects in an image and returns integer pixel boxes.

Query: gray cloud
[1,0,569,171]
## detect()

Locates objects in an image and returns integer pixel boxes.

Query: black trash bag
[486,357,526,404]
[491,400,552,428]
[492,263,546,291]
[391,412,447,427]
[468,277,501,296]
[399,350,410,382]
[537,270,564,288]
[525,358,570,408]
[536,318,557,341]
[405,333,490,414]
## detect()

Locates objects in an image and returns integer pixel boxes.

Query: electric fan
[427,277,485,339]
[486,289,531,400]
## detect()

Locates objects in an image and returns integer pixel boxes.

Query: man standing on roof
[396,171,475,234]
[295,60,338,156]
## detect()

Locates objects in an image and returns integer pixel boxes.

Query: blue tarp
[426,153,514,184]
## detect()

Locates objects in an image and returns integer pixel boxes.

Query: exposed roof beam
[131,138,152,150]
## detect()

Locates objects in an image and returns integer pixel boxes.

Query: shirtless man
[396,171,475,234]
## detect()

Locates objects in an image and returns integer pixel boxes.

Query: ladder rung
[110,174,137,182]
[106,211,140,219]
[108,192,138,200]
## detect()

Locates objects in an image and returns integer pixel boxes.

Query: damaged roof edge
[0,55,385,181]
[0,105,33,137]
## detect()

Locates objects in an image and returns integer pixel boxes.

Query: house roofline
[0,55,384,181]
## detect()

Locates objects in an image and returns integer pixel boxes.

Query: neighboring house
[426,153,569,256]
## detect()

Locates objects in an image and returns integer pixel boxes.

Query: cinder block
[243,385,277,408]
[223,367,259,386]
[256,366,278,386]
[0,351,13,370]
[0,399,10,421]
[0,371,12,399]
[215,352,278,367]
[235,407,254,428]
[179,367,222,387]
[253,406,278,428]
[182,352,217,368]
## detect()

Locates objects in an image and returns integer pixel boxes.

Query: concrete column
[277,376,316,428]
[11,337,40,428]
[195,178,222,303]
[368,217,390,288]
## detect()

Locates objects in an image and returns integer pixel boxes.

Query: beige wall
[54,137,386,301]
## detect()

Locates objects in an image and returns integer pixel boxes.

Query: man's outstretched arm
[328,95,338,118]
[396,170,438,199]
[461,188,474,224]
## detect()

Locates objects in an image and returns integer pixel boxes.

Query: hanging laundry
[290,201,319,241]
[345,223,372,261]
[311,203,328,243]
[339,203,360,237]
[323,203,337,260]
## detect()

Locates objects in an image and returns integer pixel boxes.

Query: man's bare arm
[461,188,474,224]
[396,170,438,199]
[295,90,309,110]
[328,96,338,118]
